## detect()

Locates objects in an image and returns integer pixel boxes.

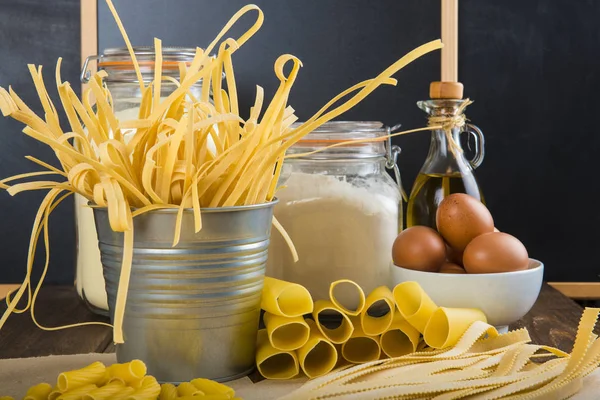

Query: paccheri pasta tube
[379,310,420,358]
[328,279,366,316]
[393,281,438,333]
[263,312,310,351]
[360,285,395,336]
[2,360,236,400]
[297,319,338,378]
[256,329,300,380]
[312,300,354,344]
[423,307,488,349]
[0,0,444,344]
[341,316,382,364]
[261,277,314,318]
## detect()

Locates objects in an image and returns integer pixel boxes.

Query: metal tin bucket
[93,201,276,383]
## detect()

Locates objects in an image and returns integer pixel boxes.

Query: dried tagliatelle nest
[0,0,443,343]
[281,307,600,400]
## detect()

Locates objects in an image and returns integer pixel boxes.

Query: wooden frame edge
[548,282,600,300]
[81,0,98,93]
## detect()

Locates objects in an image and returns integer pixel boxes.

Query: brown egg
[436,193,494,251]
[392,226,446,272]
[463,232,529,274]
[446,245,464,266]
[439,262,467,274]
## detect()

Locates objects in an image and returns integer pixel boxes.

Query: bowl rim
[392,258,544,277]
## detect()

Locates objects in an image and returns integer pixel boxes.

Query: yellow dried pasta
[360,285,395,336]
[23,383,52,400]
[256,329,300,380]
[263,312,310,351]
[341,316,382,364]
[329,279,366,316]
[297,319,339,378]
[312,300,354,344]
[0,0,443,345]
[261,277,313,318]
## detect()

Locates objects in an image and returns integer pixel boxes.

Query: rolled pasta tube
[264,312,310,351]
[107,387,134,400]
[256,329,300,379]
[261,277,313,317]
[158,383,178,400]
[360,286,395,336]
[329,279,366,316]
[312,300,354,344]
[56,384,98,400]
[177,396,232,400]
[177,382,204,396]
[128,375,161,399]
[423,307,488,349]
[83,381,125,400]
[48,387,61,400]
[297,319,338,378]
[106,360,147,384]
[393,281,438,333]
[24,382,53,400]
[191,377,235,397]
[57,362,106,391]
[341,316,381,364]
[380,311,420,358]
[0,397,14,400]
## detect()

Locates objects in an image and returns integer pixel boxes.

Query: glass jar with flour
[266,122,402,309]
[77,47,207,314]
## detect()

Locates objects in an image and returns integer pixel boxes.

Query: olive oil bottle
[407,172,484,228]
[406,99,485,229]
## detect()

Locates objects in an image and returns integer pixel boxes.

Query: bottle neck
[420,127,473,176]
[427,128,462,160]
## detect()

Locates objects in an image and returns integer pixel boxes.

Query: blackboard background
[0,0,598,285]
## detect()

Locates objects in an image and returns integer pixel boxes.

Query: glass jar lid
[82,46,206,83]
[286,121,387,159]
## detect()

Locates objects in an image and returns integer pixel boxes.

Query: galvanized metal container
[93,202,276,383]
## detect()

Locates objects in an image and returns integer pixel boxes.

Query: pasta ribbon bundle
[282,308,600,400]
[256,278,488,380]
[0,0,444,344]
[1,360,237,400]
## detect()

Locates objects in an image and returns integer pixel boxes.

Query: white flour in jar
[266,172,399,308]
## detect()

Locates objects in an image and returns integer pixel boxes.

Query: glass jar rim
[286,121,388,159]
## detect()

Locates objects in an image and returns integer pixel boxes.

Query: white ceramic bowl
[390,259,544,333]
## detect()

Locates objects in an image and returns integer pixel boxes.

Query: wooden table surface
[0,283,590,359]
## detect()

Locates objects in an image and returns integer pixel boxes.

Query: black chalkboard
[2,0,598,285]
[0,0,79,284]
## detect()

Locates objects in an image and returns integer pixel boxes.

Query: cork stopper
[429,81,464,99]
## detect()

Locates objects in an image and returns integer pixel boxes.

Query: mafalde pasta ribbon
[312,300,354,344]
[297,319,338,378]
[341,316,382,364]
[329,279,366,316]
[380,310,421,358]
[360,285,395,336]
[261,277,314,318]
[263,312,310,351]
[256,329,300,379]
[424,307,490,349]
[393,281,438,333]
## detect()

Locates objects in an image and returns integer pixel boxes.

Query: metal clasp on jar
[385,123,407,202]
[81,55,101,83]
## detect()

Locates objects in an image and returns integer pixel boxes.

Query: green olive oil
[406,172,484,229]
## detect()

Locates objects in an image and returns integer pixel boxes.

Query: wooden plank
[441,0,459,82]
[0,286,112,359]
[548,282,600,300]
[81,0,98,93]
[0,284,587,360]
[510,283,592,353]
